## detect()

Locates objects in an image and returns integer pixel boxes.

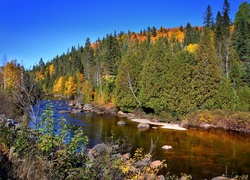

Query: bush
[0,102,168,179]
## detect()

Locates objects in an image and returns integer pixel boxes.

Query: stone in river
[137,123,150,129]
[162,145,172,150]
[117,121,126,126]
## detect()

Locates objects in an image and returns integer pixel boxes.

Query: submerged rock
[117,121,126,126]
[137,123,150,129]
[162,145,172,150]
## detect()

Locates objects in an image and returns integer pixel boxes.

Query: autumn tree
[64,76,77,96]
[2,60,22,94]
[53,76,65,94]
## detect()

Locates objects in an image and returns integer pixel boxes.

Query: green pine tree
[193,29,222,109]
[139,37,170,113]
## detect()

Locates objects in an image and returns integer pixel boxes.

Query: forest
[0,1,250,179]
[1,1,250,124]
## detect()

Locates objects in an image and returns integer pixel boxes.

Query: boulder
[158,175,165,180]
[135,157,150,167]
[117,121,126,126]
[88,143,112,157]
[75,102,83,109]
[71,109,83,114]
[200,123,211,129]
[111,153,122,160]
[211,177,227,180]
[117,111,125,115]
[58,110,71,114]
[68,101,75,106]
[162,145,172,150]
[137,123,150,129]
[150,160,162,169]
[83,104,94,111]
[122,153,131,160]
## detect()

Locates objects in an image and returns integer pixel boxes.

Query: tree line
[1,1,250,120]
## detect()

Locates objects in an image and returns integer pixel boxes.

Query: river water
[32,100,250,179]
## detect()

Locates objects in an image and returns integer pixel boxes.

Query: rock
[200,123,211,129]
[150,160,162,169]
[83,104,93,111]
[162,145,172,150]
[137,123,150,129]
[68,101,75,106]
[211,177,227,180]
[111,145,119,149]
[158,175,165,180]
[111,153,122,160]
[71,109,83,114]
[117,121,126,126]
[58,110,71,114]
[95,110,105,114]
[135,157,150,167]
[122,153,131,160]
[118,111,125,115]
[88,143,112,157]
[75,102,83,109]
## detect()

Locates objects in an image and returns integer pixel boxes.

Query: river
[31,100,250,179]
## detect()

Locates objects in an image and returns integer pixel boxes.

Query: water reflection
[32,100,250,179]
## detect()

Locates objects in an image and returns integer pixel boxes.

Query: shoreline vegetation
[67,98,250,134]
[1,101,249,179]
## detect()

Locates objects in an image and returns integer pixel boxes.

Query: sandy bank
[130,118,187,131]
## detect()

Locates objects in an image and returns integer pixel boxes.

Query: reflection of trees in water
[34,99,250,179]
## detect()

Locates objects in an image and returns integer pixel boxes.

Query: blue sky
[0,0,247,69]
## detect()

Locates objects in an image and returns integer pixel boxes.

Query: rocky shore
[66,100,250,134]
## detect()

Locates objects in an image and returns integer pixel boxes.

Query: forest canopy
[1,1,250,120]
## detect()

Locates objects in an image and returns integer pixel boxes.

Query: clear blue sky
[0,0,247,69]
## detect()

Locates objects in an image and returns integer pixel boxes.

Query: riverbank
[78,101,250,134]
[63,97,250,134]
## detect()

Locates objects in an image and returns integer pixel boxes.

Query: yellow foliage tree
[2,61,22,93]
[65,77,77,96]
[53,76,65,94]
[49,64,54,76]
[187,43,199,54]
[35,71,44,82]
